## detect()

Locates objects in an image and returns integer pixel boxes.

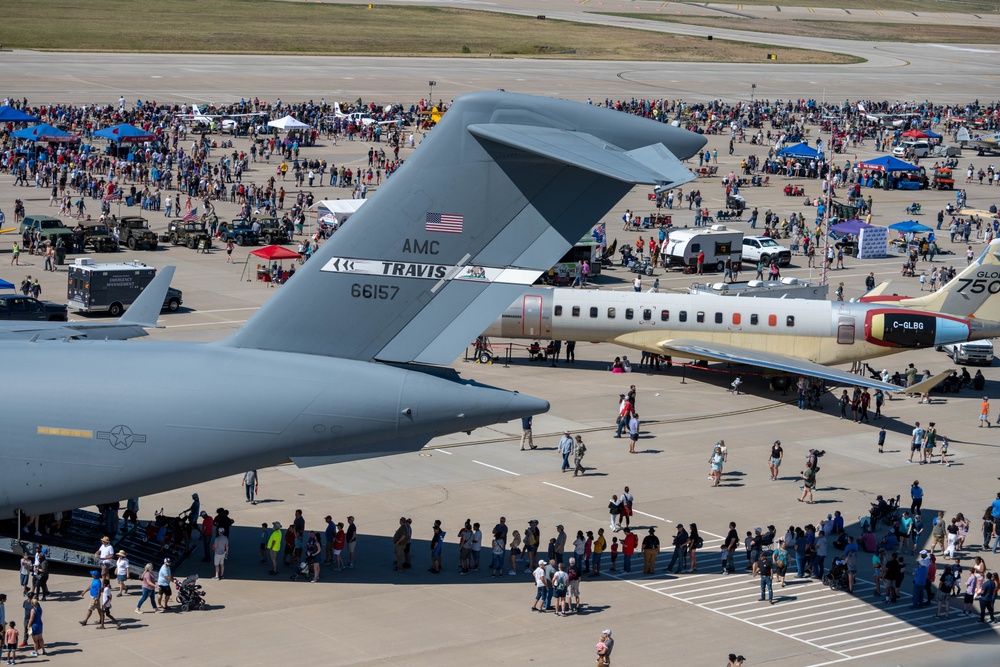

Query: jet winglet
[119,266,175,328]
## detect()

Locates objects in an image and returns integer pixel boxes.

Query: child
[877,426,886,454]
[5,621,17,665]
[939,437,950,466]
[99,578,122,630]
[610,537,619,572]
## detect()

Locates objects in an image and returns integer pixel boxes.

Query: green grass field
[606,14,998,44]
[1,0,860,63]
[710,0,996,11]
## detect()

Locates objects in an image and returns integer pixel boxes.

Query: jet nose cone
[659,124,708,161]
[502,392,549,422]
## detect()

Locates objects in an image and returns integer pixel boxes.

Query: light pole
[428,81,436,108]
[751,83,756,104]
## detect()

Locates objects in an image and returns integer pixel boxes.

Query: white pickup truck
[742,236,792,267]
[937,340,995,365]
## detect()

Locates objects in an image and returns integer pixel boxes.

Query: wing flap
[659,339,900,392]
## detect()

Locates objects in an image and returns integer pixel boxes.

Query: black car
[0,294,68,321]
[217,219,259,246]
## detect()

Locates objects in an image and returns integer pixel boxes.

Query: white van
[892,140,931,158]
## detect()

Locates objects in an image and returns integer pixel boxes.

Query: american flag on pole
[182,208,199,223]
[425,212,463,234]
[102,191,121,202]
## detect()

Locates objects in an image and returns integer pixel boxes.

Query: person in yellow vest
[266,521,283,575]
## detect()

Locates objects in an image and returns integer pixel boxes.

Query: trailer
[67,258,182,317]
[663,225,743,273]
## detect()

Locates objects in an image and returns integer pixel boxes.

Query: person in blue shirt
[78,571,104,627]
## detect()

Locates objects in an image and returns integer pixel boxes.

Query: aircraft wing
[903,369,954,396]
[467,124,697,189]
[119,266,174,328]
[658,338,900,392]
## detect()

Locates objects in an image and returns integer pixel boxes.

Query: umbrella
[889,220,933,233]
[901,129,928,139]
[94,123,157,144]
[267,115,310,131]
[0,105,39,123]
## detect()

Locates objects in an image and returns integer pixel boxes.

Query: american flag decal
[425,212,463,234]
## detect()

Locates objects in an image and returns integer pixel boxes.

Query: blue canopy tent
[856,155,919,173]
[10,123,79,143]
[890,220,933,233]
[0,106,39,123]
[776,142,819,159]
[0,279,15,291]
[829,219,875,235]
[94,123,157,144]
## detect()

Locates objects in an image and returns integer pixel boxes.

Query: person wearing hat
[156,559,174,610]
[266,522,284,575]
[641,528,659,574]
[524,520,540,572]
[531,559,547,612]
[911,553,930,608]
[187,493,201,527]
[558,431,574,473]
[596,629,614,666]
[115,550,130,597]
[94,536,115,577]
[768,440,783,481]
[79,570,104,627]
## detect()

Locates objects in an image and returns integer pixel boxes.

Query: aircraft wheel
[478,351,492,364]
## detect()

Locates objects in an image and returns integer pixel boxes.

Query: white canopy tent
[313,199,367,225]
[267,115,310,131]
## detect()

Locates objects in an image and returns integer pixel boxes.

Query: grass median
[3,0,860,63]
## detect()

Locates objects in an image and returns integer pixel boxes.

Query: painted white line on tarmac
[542,482,592,498]
[472,460,519,476]
[164,320,249,328]
[633,509,671,522]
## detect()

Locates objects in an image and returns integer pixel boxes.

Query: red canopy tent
[244,244,300,283]
[901,129,929,139]
[250,245,299,260]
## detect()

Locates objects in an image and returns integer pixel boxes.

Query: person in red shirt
[333,523,346,571]
[621,528,638,573]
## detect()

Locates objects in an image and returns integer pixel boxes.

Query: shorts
[20,573,28,587]
[775,564,787,576]
[117,574,127,583]
[911,442,921,451]
[936,588,950,602]
[214,554,226,566]
[6,643,15,651]
[981,414,989,422]
[158,585,172,598]
[535,586,545,602]
[554,589,566,599]
[964,593,974,604]
[460,548,471,560]
[770,457,782,467]
[333,549,341,556]
[88,597,101,612]
[511,547,521,556]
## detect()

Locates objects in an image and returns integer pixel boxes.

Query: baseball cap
[538,559,546,566]
[325,515,332,521]
[603,629,612,636]
[163,558,171,564]
[90,570,100,577]
[200,511,208,517]
[919,549,929,556]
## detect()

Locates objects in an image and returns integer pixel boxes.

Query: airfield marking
[542,482,593,497]
[472,460,520,476]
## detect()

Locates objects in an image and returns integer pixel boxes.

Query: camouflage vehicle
[80,220,117,253]
[165,219,213,249]
[113,216,159,250]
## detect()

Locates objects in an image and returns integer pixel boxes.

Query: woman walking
[135,563,158,613]
[688,523,701,572]
[768,440,783,481]
[572,435,587,477]
[799,464,817,503]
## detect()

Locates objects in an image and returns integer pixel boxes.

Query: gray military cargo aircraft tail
[2,91,706,516]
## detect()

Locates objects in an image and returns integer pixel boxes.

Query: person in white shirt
[115,551,130,597]
[95,536,115,577]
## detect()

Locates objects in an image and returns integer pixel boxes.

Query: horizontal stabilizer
[903,369,954,396]
[468,124,696,189]
[660,339,899,392]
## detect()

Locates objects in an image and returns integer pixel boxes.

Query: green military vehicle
[165,219,213,250]
[19,215,76,252]
[256,217,290,245]
[112,216,159,250]
[80,220,118,253]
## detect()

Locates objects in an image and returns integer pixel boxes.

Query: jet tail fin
[119,266,175,328]
[224,91,705,365]
[891,240,1000,320]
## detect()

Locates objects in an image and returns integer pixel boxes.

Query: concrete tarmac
[1,14,999,666]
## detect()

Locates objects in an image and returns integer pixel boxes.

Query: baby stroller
[175,574,207,611]
[291,559,312,582]
[823,557,850,591]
